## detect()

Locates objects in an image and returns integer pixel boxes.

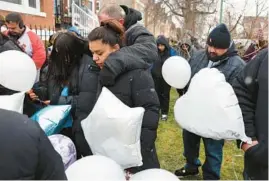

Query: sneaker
[161,114,168,121]
[174,167,199,178]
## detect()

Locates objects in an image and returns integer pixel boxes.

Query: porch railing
[71,1,99,36]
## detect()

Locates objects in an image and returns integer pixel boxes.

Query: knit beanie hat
[207,23,231,49]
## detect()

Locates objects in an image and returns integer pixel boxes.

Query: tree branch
[230,14,242,32]
[163,0,184,17]
[194,8,217,14]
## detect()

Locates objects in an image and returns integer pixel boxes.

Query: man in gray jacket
[175,24,245,180]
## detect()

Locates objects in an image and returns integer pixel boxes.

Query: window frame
[0,0,46,17]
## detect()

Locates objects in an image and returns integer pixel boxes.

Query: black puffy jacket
[97,52,160,172]
[37,54,99,132]
[0,33,23,53]
[100,5,158,86]
[233,49,268,180]
[0,109,66,180]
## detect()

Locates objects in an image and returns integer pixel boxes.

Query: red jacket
[11,27,46,69]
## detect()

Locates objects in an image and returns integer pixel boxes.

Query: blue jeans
[183,130,224,180]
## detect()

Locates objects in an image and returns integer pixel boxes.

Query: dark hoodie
[97,52,160,173]
[100,5,158,86]
[151,36,170,78]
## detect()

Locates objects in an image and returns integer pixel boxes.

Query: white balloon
[130,169,180,181]
[81,87,144,169]
[0,50,36,91]
[174,68,251,143]
[0,92,25,113]
[162,56,191,89]
[66,155,126,181]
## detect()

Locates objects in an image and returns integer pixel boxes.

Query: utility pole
[219,0,224,23]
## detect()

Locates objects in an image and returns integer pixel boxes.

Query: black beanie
[207,23,231,49]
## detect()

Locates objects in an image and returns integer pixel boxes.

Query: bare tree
[240,0,268,39]
[144,1,170,35]
[222,0,248,37]
[162,0,218,36]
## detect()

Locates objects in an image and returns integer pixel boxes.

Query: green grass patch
[156,89,244,180]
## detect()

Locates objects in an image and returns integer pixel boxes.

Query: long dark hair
[48,32,86,85]
[88,19,125,47]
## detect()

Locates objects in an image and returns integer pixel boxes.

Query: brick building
[0,0,99,29]
[0,0,54,28]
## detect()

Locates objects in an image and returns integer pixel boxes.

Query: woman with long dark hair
[88,20,160,173]
[32,32,99,158]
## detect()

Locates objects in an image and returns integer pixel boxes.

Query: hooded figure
[152,35,178,121]
[179,38,196,61]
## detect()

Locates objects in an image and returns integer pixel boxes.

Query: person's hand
[27,89,39,100]
[43,100,50,105]
[242,140,259,152]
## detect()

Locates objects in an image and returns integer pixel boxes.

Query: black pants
[154,76,171,115]
[74,131,93,159]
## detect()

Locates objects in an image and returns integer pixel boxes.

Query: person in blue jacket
[151,35,178,121]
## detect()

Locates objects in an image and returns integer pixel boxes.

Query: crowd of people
[0,3,268,180]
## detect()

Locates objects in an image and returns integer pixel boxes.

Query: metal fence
[29,25,56,45]
[29,24,89,46]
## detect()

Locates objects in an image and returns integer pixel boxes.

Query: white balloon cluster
[66,155,180,181]
[161,56,250,142]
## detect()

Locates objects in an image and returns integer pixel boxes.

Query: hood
[120,5,142,30]
[101,51,149,86]
[156,36,170,50]
[181,38,192,47]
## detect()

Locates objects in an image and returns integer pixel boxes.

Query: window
[89,1,93,11]
[96,1,100,11]
[28,0,36,8]
[0,0,21,4]
[0,0,45,17]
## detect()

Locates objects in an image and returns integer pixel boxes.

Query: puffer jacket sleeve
[131,69,160,150]
[233,51,264,140]
[35,128,67,180]
[104,25,158,81]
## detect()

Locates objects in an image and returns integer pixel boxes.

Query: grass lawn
[155,89,245,180]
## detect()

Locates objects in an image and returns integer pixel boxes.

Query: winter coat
[151,36,178,78]
[0,109,66,180]
[97,52,160,172]
[188,42,245,85]
[36,54,99,132]
[0,33,23,53]
[101,6,158,86]
[233,49,268,180]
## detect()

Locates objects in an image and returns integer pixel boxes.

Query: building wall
[0,0,55,28]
